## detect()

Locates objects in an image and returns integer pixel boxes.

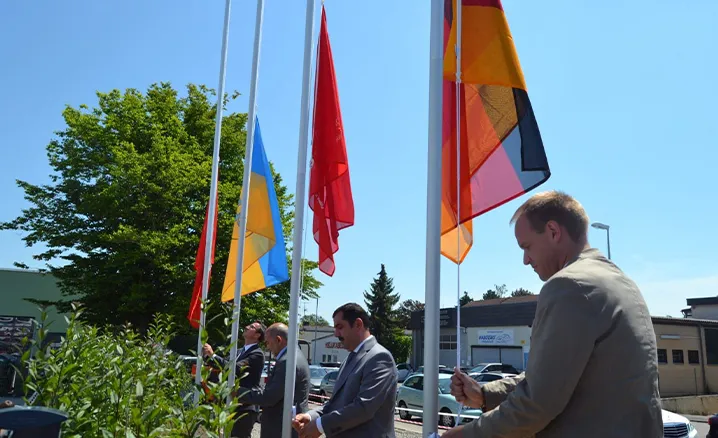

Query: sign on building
[478,329,515,346]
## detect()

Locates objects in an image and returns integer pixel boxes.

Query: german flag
[440,0,550,263]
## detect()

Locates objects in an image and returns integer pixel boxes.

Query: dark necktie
[338,351,356,380]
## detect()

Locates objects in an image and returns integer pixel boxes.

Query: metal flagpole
[313,297,319,364]
[454,0,464,425]
[193,0,232,405]
[282,0,316,435]
[226,0,265,405]
[424,0,444,435]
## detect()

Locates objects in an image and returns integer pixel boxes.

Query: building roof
[651,316,718,328]
[686,297,718,306]
[463,295,538,307]
[408,299,538,330]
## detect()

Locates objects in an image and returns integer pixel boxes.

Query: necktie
[338,351,356,380]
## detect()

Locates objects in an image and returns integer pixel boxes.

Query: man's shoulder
[367,341,396,366]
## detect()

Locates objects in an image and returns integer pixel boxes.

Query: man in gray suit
[445,191,663,437]
[237,323,310,438]
[292,303,398,438]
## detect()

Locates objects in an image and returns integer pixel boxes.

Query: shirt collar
[353,335,374,353]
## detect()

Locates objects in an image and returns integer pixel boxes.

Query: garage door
[472,347,500,365]
[471,347,524,371]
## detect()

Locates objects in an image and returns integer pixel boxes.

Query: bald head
[266,323,289,356]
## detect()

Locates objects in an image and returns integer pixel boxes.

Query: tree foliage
[301,314,330,327]
[0,83,321,334]
[363,264,405,362]
[482,284,508,301]
[460,291,474,306]
[510,287,534,297]
[396,299,424,328]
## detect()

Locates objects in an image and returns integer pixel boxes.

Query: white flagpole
[282,0,317,436]
[424,0,444,435]
[454,0,464,425]
[193,0,232,405]
[226,0,265,404]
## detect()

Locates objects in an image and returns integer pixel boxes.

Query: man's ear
[546,220,562,241]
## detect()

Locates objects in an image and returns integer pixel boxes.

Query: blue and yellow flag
[221,117,289,301]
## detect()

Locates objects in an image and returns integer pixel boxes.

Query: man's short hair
[267,323,289,341]
[254,321,267,342]
[333,303,370,329]
[510,191,589,243]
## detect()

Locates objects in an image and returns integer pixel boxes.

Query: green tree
[511,288,534,297]
[482,284,508,301]
[301,314,330,326]
[460,291,474,306]
[363,264,403,360]
[0,83,321,334]
[396,299,424,328]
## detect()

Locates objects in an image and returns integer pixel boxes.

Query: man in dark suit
[237,323,310,438]
[203,321,266,438]
[292,303,398,438]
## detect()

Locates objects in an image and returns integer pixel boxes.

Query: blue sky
[1,0,717,323]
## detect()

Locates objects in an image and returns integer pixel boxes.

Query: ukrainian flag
[221,117,289,301]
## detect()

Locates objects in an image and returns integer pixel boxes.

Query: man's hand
[202,343,214,357]
[292,413,311,434]
[451,367,485,408]
[441,425,466,437]
[298,419,321,438]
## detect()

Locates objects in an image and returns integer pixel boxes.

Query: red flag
[188,197,219,328]
[308,5,354,277]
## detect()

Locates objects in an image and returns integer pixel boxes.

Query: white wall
[310,335,349,365]
[467,326,532,369]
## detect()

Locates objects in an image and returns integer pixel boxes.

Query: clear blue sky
[1,0,717,323]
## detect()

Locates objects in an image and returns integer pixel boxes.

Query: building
[299,325,348,365]
[682,297,718,320]
[409,295,718,397]
[408,296,537,371]
[0,268,70,353]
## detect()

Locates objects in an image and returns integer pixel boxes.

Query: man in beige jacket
[445,191,663,437]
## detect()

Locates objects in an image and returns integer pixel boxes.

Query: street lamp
[591,222,611,260]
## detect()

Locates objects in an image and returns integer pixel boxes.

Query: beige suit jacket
[463,248,663,437]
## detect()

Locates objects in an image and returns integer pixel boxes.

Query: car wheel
[398,401,411,420]
[439,408,454,427]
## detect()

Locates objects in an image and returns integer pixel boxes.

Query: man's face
[243,322,262,344]
[265,333,283,356]
[333,312,359,352]
[514,215,560,281]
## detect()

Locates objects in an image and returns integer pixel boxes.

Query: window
[705,328,718,365]
[439,334,457,350]
[403,376,418,389]
[688,350,700,365]
[672,350,684,364]
[657,349,667,364]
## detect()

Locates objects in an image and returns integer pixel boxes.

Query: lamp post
[591,222,611,260]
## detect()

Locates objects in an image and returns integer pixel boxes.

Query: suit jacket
[239,347,310,438]
[209,344,265,412]
[462,248,663,438]
[308,336,397,438]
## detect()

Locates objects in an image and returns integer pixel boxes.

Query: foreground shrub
[21,305,242,437]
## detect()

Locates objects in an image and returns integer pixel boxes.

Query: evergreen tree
[460,291,474,306]
[363,264,402,357]
[511,288,534,297]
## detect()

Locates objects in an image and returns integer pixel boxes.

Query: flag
[308,5,355,277]
[188,196,219,328]
[440,0,550,263]
[221,117,289,301]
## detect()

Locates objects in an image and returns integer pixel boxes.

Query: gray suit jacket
[308,336,397,437]
[239,347,310,438]
[463,248,663,438]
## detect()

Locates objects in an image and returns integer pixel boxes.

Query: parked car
[468,363,520,376]
[469,372,516,385]
[397,363,414,383]
[308,365,328,397]
[318,369,339,399]
[706,411,718,437]
[396,373,483,428]
[661,409,697,437]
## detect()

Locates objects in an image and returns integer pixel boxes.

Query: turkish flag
[308,6,354,277]
[188,196,219,328]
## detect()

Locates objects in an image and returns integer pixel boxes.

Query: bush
[20,305,243,437]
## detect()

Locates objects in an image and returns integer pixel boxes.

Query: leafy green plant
[21,304,245,437]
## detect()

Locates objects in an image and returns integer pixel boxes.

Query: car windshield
[470,364,489,373]
[438,378,452,394]
[310,368,327,379]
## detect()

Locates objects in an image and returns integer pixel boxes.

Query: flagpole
[454,0,464,425]
[226,0,265,404]
[193,0,232,405]
[424,0,444,435]
[282,0,316,435]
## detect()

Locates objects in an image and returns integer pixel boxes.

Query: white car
[662,409,697,438]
